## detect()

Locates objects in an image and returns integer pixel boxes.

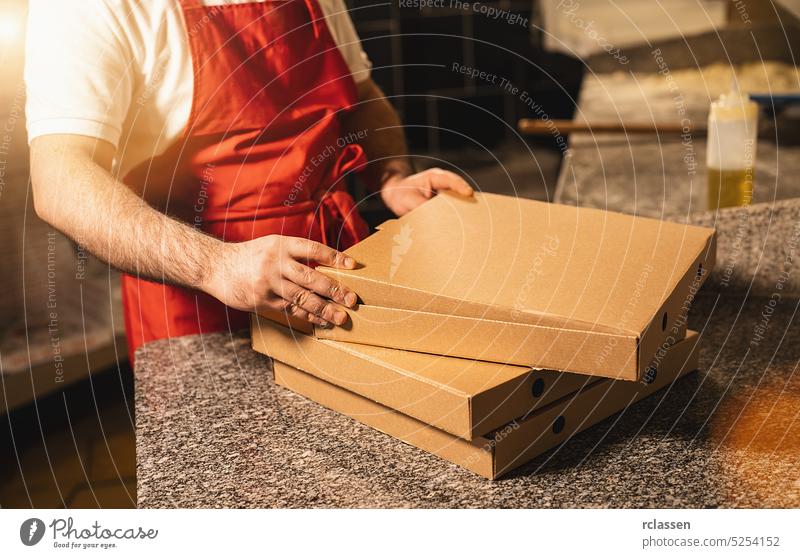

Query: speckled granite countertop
[135,289,800,508]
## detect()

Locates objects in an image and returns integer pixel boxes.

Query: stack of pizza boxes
[252,192,715,479]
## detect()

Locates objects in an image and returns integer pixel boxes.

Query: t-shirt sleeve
[322,0,372,83]
[24,0,134,148]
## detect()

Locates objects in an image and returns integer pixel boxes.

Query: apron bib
[121,0,369,364]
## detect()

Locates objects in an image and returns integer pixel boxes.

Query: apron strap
[303,0,321,39]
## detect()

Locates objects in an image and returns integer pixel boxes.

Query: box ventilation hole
[661,312,668,331]
[552,416,566,434]
[531,378,545,398]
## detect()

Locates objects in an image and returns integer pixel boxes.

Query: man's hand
[30,136,359,330]
[380,167,474,216]
[203,235,359,327]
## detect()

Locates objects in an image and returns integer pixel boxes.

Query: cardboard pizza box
[273,330,700,479]
[309,192,714,380]
[252,315,594,440]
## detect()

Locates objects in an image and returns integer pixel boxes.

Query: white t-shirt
[25,0,372,177]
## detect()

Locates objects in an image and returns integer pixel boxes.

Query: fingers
[395,189,430,216]
[284,301,329,327]
[286,262,358,308]
[279,280,350,326]
[286,237,356,269]
[424,168,474,197]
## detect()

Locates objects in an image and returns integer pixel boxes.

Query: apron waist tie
[317,189,368,250]
[316,141,369,249]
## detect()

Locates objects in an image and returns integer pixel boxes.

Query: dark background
[346,1,581,225]
[347,0,581,152]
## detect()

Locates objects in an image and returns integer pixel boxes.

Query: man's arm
[29,135,358,327]
[343,79,474,216]
[343,79,414,188]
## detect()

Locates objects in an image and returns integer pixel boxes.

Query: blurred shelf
[0,333,128,415]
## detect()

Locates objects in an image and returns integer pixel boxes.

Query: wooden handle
[518,118,703,135]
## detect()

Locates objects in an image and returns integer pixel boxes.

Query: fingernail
[334,310,348,325]
[317,321,331,329]
[343,256,355,268]
[344,292,357,308]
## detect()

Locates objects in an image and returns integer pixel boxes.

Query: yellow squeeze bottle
[706,82,758,209]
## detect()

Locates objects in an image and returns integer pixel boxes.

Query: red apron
[121,0,369,364]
